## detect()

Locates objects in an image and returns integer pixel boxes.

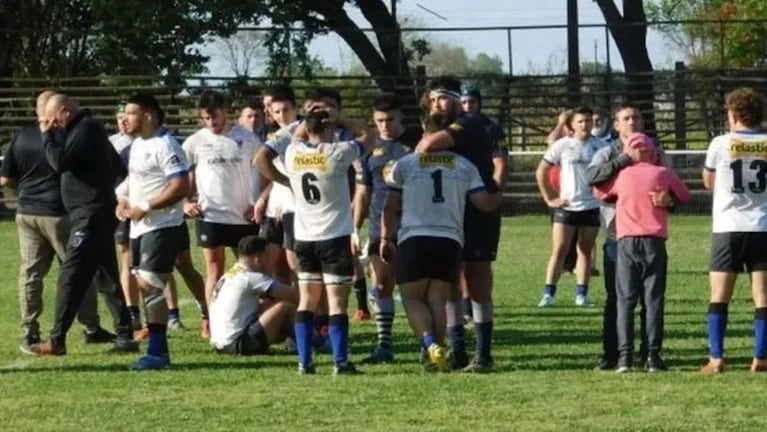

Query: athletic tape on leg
[137,269,166,310]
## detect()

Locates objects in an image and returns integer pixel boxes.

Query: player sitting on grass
[381,113,500,372]
[209,236,298,356]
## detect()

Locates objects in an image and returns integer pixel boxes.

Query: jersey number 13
[730,159,767,194]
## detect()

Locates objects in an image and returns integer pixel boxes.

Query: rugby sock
[707,302,728,359]
[375,298,395,349]
[473,301,494,361]
[754,308,767,360]
[168,308,180,322]
[544,284,557,297]
[576,284,588,297]
[354,279,369,312]
[295,311,314,367]
[462,297,473,318]
[329,314,350,365]
[422,333,436,349]
[446,297,467,355]
[128,306,141,322]
[146,324,168,357]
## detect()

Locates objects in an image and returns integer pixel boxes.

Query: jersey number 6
[301,173,322,204]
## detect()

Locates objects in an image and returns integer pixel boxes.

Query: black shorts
[552,208,601,227]
[130,224,186,273]
[114,220,130,245]
[396,236,462,285]
[260,217,284,245]
[178,220,191,252]
[463,204,501,262]
[217,320,269,356]
[294,236,354,285]
[710,232,767,273]
[197,219,259,249]
[281,212,296,251]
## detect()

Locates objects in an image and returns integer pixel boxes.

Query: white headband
[429,89,461,101]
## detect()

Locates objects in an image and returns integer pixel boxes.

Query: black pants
[616,237,666,358]
[49,207,132,345]
[602,239,648,361]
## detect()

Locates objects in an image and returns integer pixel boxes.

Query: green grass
[1,216,766,431]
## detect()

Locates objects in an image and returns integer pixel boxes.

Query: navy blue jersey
[445,112,499,193]
[357,138,411,238]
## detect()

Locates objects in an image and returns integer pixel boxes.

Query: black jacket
[43,110,126,214]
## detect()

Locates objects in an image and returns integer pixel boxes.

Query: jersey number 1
[431,170,445,203]
[301,173,321,204]
[730,159,767,193]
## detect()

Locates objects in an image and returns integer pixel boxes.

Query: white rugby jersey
[387,152,485,246]
[265,121,301,217]
[284,139,363,241]
[209,263,276,349]
[543,136,606,212]
[183,125,260,225]
[109,132,133,154]
[127,133,188,238]
[705,130,767,233]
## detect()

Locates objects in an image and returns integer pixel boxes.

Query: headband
[429,89,461,101]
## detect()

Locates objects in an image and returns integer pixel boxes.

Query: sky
[203,0,678,77]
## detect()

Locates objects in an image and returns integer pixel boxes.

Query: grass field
[1,216,766,431]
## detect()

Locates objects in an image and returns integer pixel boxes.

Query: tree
[213,31,267,78]
[647,0,767,68]
[595,0,656,133]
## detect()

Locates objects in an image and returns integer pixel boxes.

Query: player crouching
[209,236,298,356]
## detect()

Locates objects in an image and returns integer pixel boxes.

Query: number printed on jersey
[727,138,767,194]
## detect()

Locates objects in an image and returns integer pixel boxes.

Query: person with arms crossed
[210,236,298,356]
[593,133,690,373]
[535,106,605,309]
[26,93,137,356]
[183,90,261,311]
[415,76,501,372]
[701,87,767,374]
[114,94,190,370]
[283,109,375,375]
[382,113,500,372]
[353,93,418,364]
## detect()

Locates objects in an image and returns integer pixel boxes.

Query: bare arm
[535,160,558,204]
[492,152,508,191]
[702,168,715,192]
[149,175,189,210]
[353,185,371,230]
[381,190,401,241]
[267,282,299,305]
[468,190,501,213]
[255,146,289,187]
[0,177,13,188]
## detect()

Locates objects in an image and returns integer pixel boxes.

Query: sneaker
[167,319,186,333]
[352,309,371,322]
[462,356,494,374]
[750,359,767,372]
[333,362,364,376]
[575,295,594,307]
[131,354,170,371]
[18,335,41,355]
[700,359,725,375]
[298,363,317,375]
[449,349,470,370]
[83,327,116,344]
[200,319,210,339]
[645,354,668,373]
[22,339,66,356]
[362,346,395,364]
[538,294,555,308]
[109,337,140,354]
[134,326,149,342]
[427,343,449,373]
[615,355,632,373]
[595,357,618,371]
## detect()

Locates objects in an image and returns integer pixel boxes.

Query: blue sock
[707,303,728,359]
[422,333,436,349]
[576,284,588,297]
[755,308,767,360]
[462,297,473,318]
[168,308,180,322]
[146,324,168,357]
[544,284,556,297]
[448,325,466,355]
[473,302,494,361]
[294,311,314,367]
[329,314,349,366]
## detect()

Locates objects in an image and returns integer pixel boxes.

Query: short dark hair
[319,88,342,109]
[237,235,267,257]
[197,90,227,112]
[265,84,296,107]
[571,105,594,119]
[428,76,462,93]
[243,97,264,112]
[126,93,163,123]
[612,103,641,119]
[372,93,402,113]
[305,110,331,135]
[726,87,765,128]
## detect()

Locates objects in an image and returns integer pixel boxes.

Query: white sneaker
[575,295,594,307]
[538,294,555,308]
